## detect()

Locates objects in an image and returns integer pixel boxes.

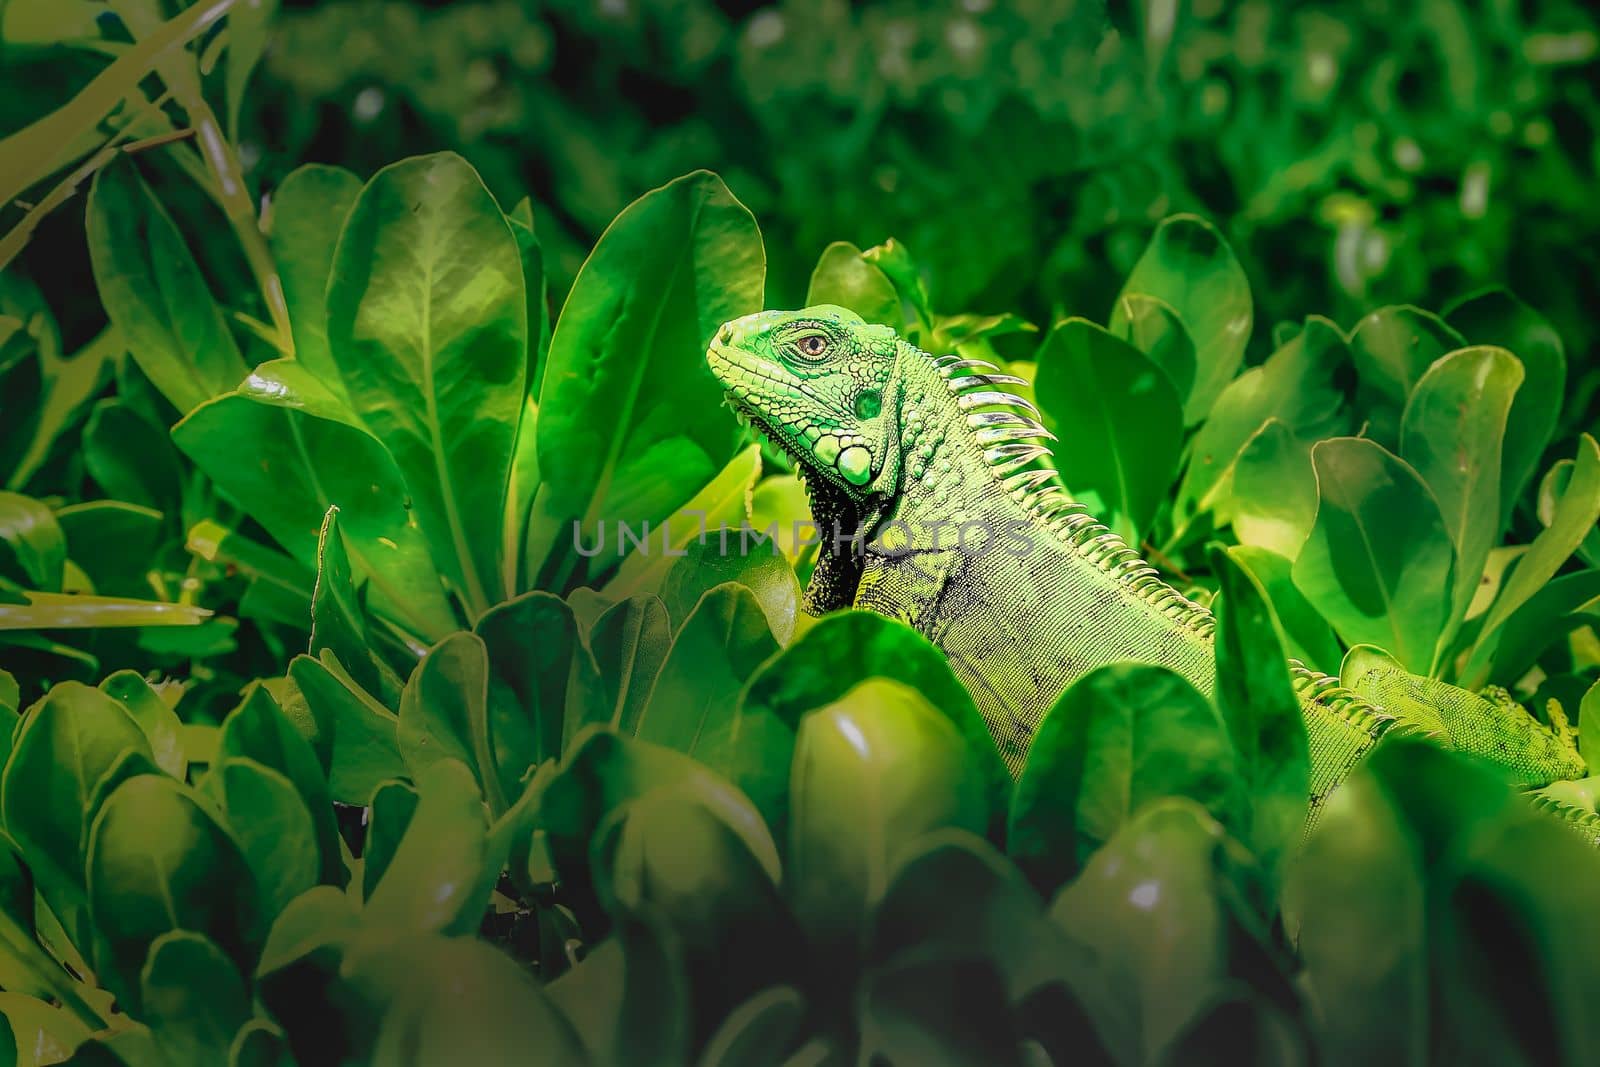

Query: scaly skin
[706,305,1589,813]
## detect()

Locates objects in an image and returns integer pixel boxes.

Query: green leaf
[1224,545,1343,674]
[86,159,247,414]
[1008,664,1235,894]
[635,584,781,759]
[224,0,278,140]
[547,916,690,1067]
[326,152,527,615]
[1110,292,1197,401]
[362,935,586,1066]
[1348,306,1465,444]
[0,592,210,630]
[0,992,90,1067]
[1538,461,1600,570]
[575,594,672,741]
[1468,569,1600,689]
[139,931,251,1065]
[81,400,183,514]
[861,239,932,332]
[1111,215,1252,424]
[805,241,902,329]
[174,394,457,643]
[361,780,418,901]
[592,781,796,1029]
[657,535,800,644]
[1399,346,1522,629]
[215,759,321,921]
[1466,434,1600,687]
[1048,798,1238,1066]
[1282,763,1426,1065]
[54,501,162,602]
[537,171,763,539]
[596,444,764,601]
[787,679,990,963]
[857,956,1021,1067]
[6,326,121,494]
[1176,316,1350,529]
[0,492,64,591]
[1,682,151,934]
[100,671,185,779]
[1229,419,1318,559]
[397,632,506,815]
[310,506,398,705]
[1033,318,1183,544]
[185,518,313,628]
[737,611,1010,840]
[474,591,580,781]
[287,652,405,806]
[361,759,494,937]
[1292,438,1455,674]
[696,986,806,1067]
[1210,544,1310,882]
[265,164,362,400]
[1580,680,1600,772]
[1445,289,1566,524]
[86,775,257,1004]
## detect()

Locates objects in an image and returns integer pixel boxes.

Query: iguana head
[707,305,906,611]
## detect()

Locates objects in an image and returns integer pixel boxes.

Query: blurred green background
[8,0,1600,392]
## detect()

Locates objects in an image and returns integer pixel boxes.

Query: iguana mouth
[724,398,872,614]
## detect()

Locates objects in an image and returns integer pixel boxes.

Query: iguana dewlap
[706,305,1588,812]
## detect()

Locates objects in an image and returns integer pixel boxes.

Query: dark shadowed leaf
[139,931,251,1065]
[397,632,506,815]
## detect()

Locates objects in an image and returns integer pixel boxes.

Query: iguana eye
[796,335,829,358]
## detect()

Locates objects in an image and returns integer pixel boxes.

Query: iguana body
[707,306,1588,811]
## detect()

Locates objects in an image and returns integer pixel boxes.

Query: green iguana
[706,304,1592,820]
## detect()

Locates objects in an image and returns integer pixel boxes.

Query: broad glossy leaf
[362,759,494,937]
[86,775,257,1003]
[361,780,418,901]
[1283,765,1426,1065]
[1224,545,1342,674]
[738,611,1009,838]
[82,399,183,514]
[635,584,781,760]
[1048,799,1236,1066]
[174,395,457,643]
[1465,434,1600,688]
[805,241,901,329]
[574,594,672,742]
[788,680,990,961]
[537,171,762,539]
[1111,292,1197,401]
[1445,289,1566,524]
[1177,316,1350,527]
[592,781,796,1030]
[326,152,527,615]
[1348,306,1464,444]
[310,507,398,705]
[1008,664,1235,893]
[596,444,764,601]
[0,492,63,591]
[537,728,779,932]
[474,591,580,781]
[871,830,1082,1002]
[216,758,321,924]
[1211,544,1310,879]
[140,930,251,1065]
[362,935,586,1066]
[1111,215,1252,424]
[1399,346,1522,626]
[545,916,691,1067]
[696,986,806,1067]
[100,670,185,779]
[1033,318,1182,545]
[286,652,404,806]
[658,537,799,644]
[216,685,342,887]
[397,632,505,814]
[266,165,362,397]
[86,160,247,414]
[1292,438,1455,674]
[1,682,151,929]
[1230,419,1318,559]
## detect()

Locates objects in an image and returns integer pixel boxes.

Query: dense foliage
[2,1,1600,1064]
